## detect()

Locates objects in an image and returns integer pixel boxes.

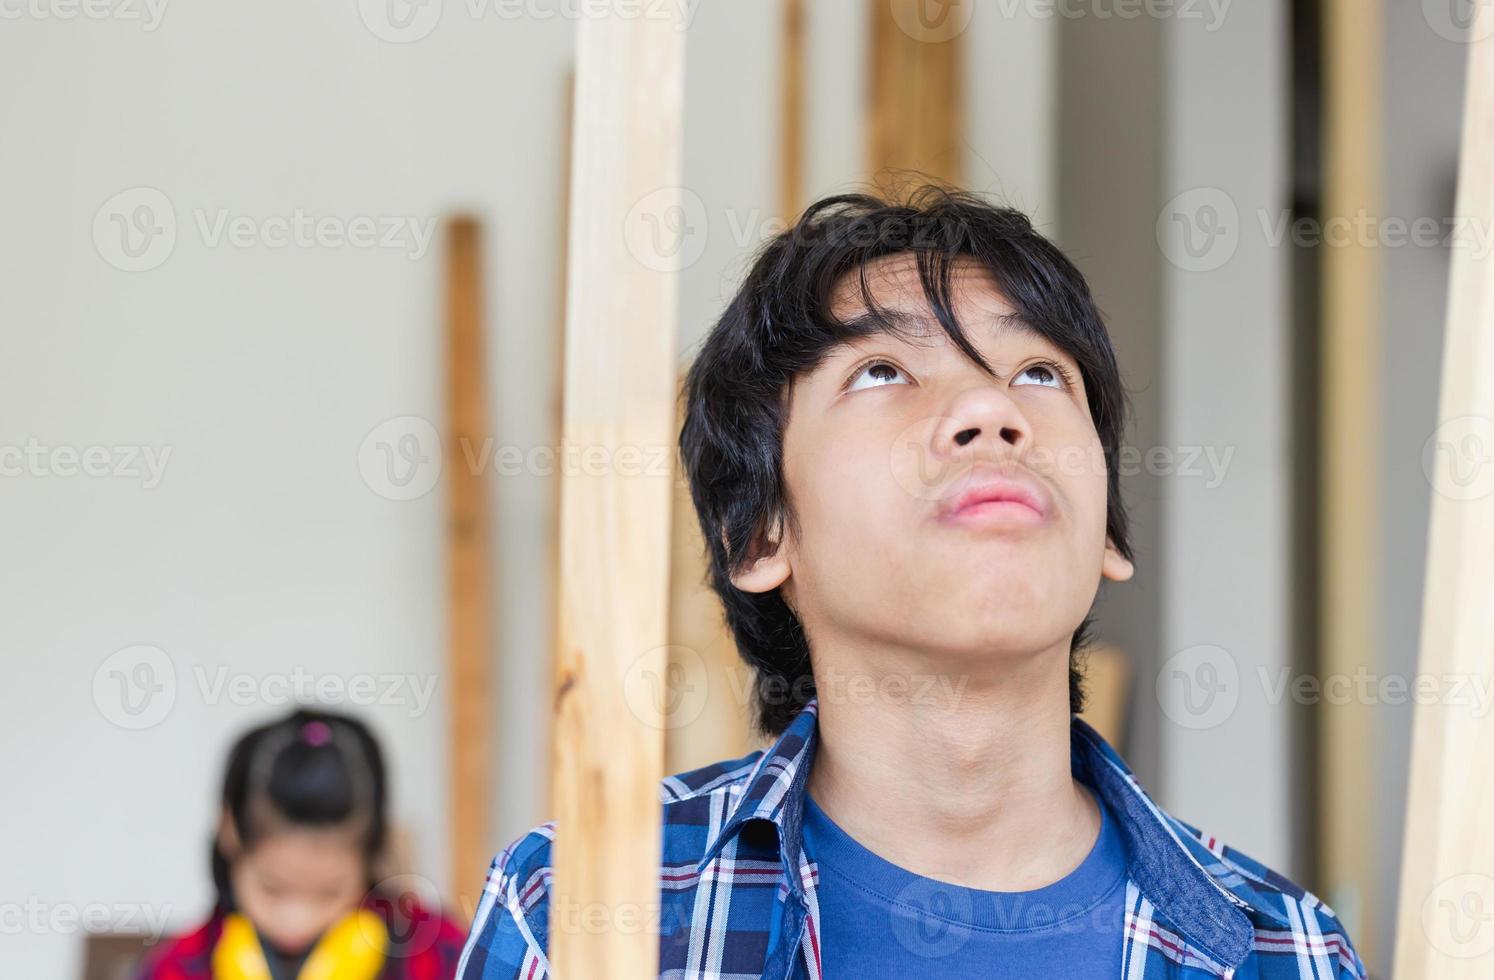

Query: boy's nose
[935,385,1030,454]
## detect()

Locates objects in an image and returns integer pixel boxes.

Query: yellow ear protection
[212,908,388,980]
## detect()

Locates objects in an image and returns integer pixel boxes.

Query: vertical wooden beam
[1079,644,1131,749]
[1318,0,1381,947]
[867,0,965,188]
[445,215,492,912]
[1393,10,1494,976]
[779,0,806,221]
[550,8,685,978]
[667,370,755,774]
[541,68,576,818]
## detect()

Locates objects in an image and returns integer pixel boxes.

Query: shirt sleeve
[457,827,555,980]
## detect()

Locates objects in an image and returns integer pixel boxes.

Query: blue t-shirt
[802,790,1129,977]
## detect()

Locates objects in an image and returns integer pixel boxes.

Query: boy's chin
[904,605,1079,657]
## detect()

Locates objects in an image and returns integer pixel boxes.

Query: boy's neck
[803,636,1100,893]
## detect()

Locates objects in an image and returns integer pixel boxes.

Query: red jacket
[137,891,468,980]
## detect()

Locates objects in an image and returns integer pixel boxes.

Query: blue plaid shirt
[457,699,1367,979]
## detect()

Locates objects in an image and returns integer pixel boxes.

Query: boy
[458,186,1367,978]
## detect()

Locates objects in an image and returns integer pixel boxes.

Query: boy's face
[731,252,1132,671]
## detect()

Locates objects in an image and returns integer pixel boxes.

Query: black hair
[210,707,388,913]
[679,182,1134,737]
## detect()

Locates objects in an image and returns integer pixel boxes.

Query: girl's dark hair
[211,707,388,912]
[679,183,1134,737]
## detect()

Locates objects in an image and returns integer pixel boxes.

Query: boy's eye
[846,360,911,392]
[1012,361,1069,389]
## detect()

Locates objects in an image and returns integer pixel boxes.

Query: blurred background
[0,1,1476,977]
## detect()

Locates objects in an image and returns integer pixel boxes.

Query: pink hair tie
[301,720,332,747]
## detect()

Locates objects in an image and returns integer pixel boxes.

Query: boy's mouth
[937,467,1051,526]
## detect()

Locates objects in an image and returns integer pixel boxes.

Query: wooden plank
[779,0,806,220]
[541,67,576,818]
[867,0,964,189]
[1317,0,1381,947]
[1393,10,1494,976]
[549,8,685,978]
[444,215,492,913]
[1080,644,1130,750]
[667,370,754,774]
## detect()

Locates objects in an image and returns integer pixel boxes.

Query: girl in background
[138,707,468,980]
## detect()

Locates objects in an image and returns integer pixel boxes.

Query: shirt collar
[696,697,1283,972]
[696,697,819,889]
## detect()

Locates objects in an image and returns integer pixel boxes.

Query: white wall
[1158,0,1297,873]
[0,4,575,977]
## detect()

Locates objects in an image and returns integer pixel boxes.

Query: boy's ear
[1101,537,1134,583]
[723,517,791,594]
